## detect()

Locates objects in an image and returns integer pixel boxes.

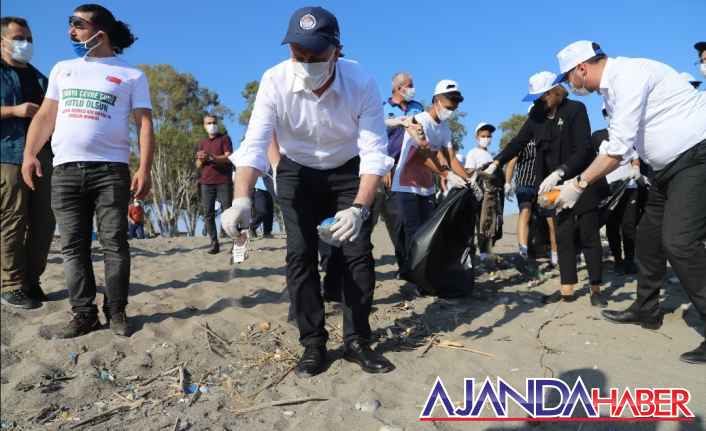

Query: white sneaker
[231,231,250,264]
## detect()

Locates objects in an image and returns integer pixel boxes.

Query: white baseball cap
[554,40,605,84]
[434,79,462,97]
[522,71,560,102]
[475,122,496,135]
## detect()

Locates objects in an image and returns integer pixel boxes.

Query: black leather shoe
[343,340,395,374]
[38,313,101,339]
[543,291,577,304]
[679,342,706,364]
[295,345,326,378]
[590,292,608,308]
[207,241,220,254]
[601,308,662,330]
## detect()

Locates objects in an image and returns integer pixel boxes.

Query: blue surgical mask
[71,31,102,57]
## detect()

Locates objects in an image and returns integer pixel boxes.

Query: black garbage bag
[402,188,478,297]
[598,179,629,226]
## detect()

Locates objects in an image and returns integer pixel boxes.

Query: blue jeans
[51,162,131,315]
[129,223,145,239]
[392,192,436,271]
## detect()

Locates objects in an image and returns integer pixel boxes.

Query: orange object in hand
[538,189,561,209]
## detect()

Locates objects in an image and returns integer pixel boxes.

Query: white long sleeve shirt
[231,58,393,177]
[598,57,706,171]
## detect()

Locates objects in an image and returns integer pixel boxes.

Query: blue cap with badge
[282,6,341,54]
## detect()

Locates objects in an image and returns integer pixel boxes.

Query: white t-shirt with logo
[391,111,452,196]
[464,147,493,170]
[45,56,152,166]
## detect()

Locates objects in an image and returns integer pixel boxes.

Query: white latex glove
[221,197,252,238]
[554,179,584,212]
[628,164,641,181]
[504,182,515,201]
[446,171,468,190]
[331,206,364,242]
[483,162,498,176]
[538,170,564,194]
[385,116,407,128]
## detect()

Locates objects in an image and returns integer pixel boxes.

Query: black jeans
[556,208,603,285]
[51,162,131,315]
[606,187,640,263]
[633,140,706,322]
[251,189,274,235]
[392,191,435,273]
[276,156,375,347]
[201,182,232,242]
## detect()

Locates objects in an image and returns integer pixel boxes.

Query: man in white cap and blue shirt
[224,6,395,377]
[551,40,706,364]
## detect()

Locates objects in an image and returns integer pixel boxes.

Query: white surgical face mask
[700,63,706,79]
[292,50,336,91]
[3,39,33,63]
[401,87,416,102]
[569,69,591,97]
[478,137,491,148]
[205,124,218,135]
[436,102,454,122]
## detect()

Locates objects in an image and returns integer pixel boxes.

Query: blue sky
[6,0,705,214]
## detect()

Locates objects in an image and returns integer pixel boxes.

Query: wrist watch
[352,203,371,221]
[575,175,589,190]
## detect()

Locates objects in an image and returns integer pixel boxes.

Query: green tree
[134,64,233,236]
[239,81,259,128]
[447,111,468,151]
[498,114,528,150]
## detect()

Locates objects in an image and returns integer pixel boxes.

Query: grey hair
[392,72,413,89]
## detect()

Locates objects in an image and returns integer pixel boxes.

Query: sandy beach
[1,215,704,431]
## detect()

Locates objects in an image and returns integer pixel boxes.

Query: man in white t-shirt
[21,4,154,339]
[464,123,496,261]
[390,80,469,273]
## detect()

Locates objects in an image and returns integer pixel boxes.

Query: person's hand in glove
[504,182,515,201]
[628,164,642,181]
[331,206,364,242]
[445,171,468,190]
[483,161,498,176]
[538,169,565,194]
[554,178,584,212]
[221,197,252,238]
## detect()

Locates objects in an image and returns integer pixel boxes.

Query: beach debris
[140,352,153,368]
[431,339,495,358]
[231,396,328,416]
[172,417,181,431]
[379,426,403,431]
[69,352,79,365]
[16,371,75,393]
[97,369,115,382]
[258,321,271,332]
[355,399,381,413]
[69,401,142,430]
[184,383,199,395]
[1,419,17,429]
[283,410,295,417]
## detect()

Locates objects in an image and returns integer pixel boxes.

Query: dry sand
[1,215,705,431]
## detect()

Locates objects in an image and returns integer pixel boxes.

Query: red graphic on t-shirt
[106,75,122,84]
[399,147,433,188]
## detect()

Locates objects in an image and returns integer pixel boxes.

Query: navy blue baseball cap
[282,6,341,54]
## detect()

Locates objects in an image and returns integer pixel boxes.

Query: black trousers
[556,208,603,285]
[251,189,274,235]
[51,162,130,315]
[201,183,232,242]
[633,141,706,323]
[606,187,640,263]
[276,156,375,347]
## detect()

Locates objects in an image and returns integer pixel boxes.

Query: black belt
[59,161,128,168]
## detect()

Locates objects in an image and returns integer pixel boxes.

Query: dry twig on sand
[231,397,328,416]
[430,339,495,358]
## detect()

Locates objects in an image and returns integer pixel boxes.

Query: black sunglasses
[68,15,94,29]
